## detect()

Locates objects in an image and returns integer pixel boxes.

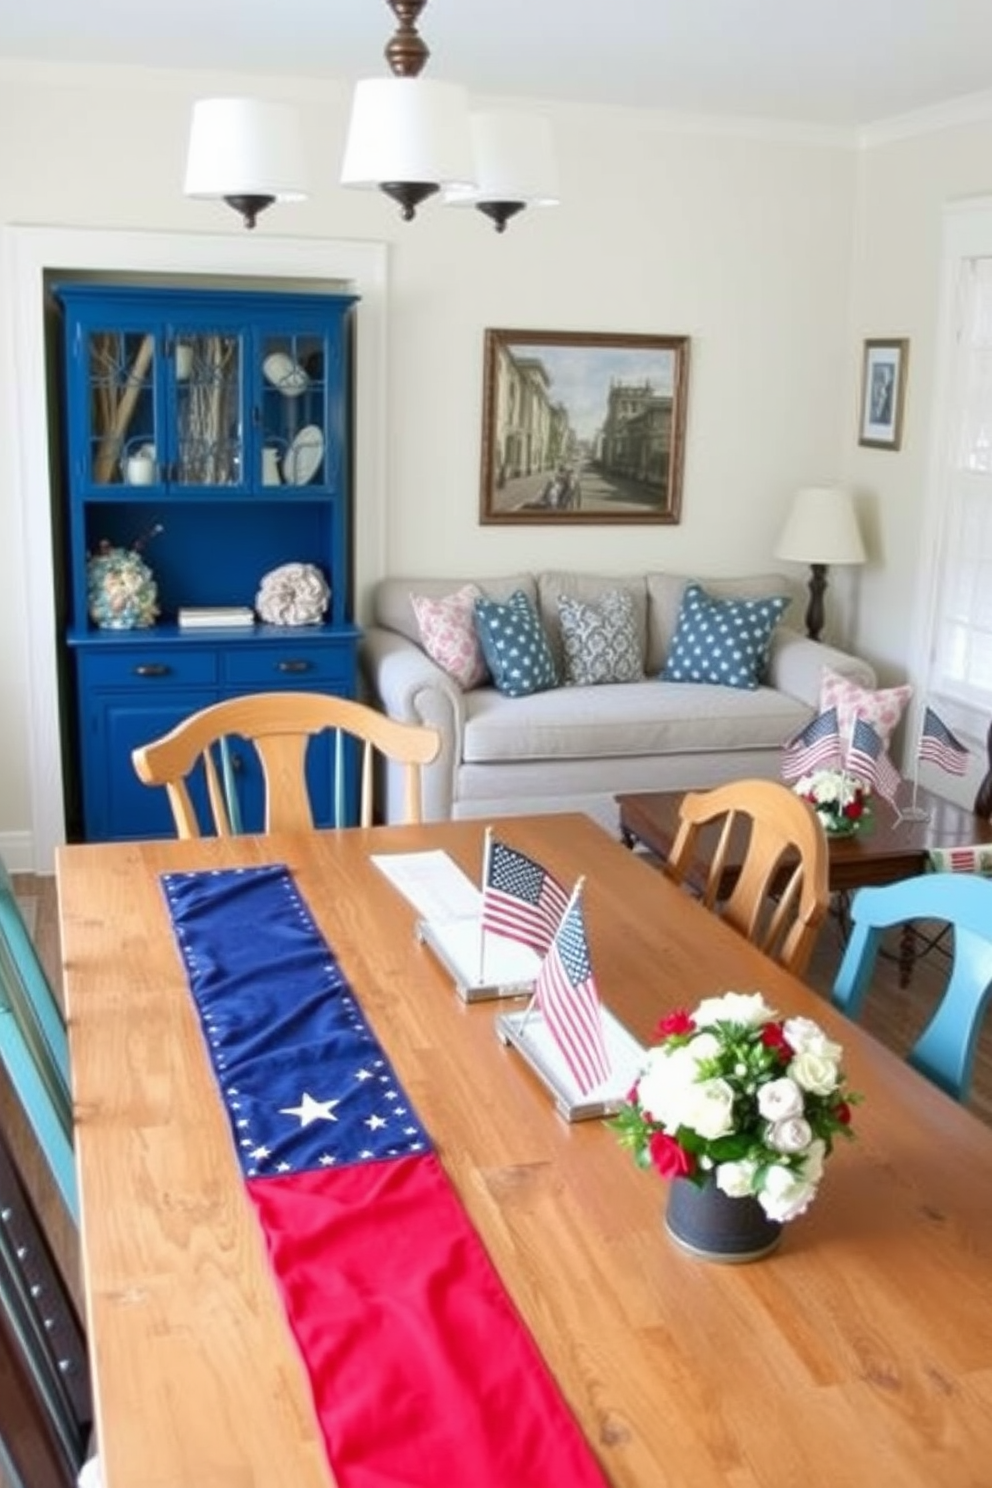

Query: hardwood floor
[4,867,992,1337]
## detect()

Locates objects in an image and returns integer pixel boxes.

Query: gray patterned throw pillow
[473,590,558,697]
[661,582,789,689]
[557,589,643,686]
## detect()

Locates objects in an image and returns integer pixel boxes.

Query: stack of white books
[177,606,255,630]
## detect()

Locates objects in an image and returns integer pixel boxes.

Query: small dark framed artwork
[858,338,908,450]
[479,328,690,525]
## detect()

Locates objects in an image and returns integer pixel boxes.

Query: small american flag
[919,707,969,776]
[481,834,569,955]
[848,715,902,802]
[534,890,610,1096]
[781,707,842,783]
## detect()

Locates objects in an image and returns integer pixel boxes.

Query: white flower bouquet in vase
[611,992,860,1260]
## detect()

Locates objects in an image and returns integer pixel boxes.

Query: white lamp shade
[774,486,867,565]
[444,111,560,207]
[184,98,308,201]
[341,78,475,189]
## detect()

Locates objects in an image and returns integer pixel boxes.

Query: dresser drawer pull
[276,659,313,673]
[132,664,171,678]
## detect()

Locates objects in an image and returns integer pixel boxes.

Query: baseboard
[0,831,35,873]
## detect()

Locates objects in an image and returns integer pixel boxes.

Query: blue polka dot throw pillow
[660,582,789,690]
[474,590,558,698]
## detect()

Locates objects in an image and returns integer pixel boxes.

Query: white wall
[0,59,862,860]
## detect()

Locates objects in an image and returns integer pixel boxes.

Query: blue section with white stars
[161,865,431,1179]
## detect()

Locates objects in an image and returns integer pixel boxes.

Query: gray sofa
[360,570,876,832]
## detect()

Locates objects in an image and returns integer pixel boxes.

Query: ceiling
[3,0,992,131]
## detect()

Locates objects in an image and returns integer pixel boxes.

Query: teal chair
[0,859,77,1224]
[832,872,992,1100]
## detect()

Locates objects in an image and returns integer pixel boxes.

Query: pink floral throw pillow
[819,666,912,761]
[411,584,490,690]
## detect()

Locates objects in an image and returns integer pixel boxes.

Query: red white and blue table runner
[162,863,609,1488]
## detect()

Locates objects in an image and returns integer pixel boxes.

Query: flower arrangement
[612,992,859,1223]
[793,767,870,835]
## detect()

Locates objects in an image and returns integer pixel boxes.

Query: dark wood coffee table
[616,783,992,983]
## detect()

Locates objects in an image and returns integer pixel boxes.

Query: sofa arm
[360,627,466,821]
[767,626,877,709]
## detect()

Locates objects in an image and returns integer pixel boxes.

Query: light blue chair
[832,872,992,1101]
[0,858,77,1224]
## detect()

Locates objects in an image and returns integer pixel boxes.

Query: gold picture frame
[479,328,690,524]
[858,338,908,450]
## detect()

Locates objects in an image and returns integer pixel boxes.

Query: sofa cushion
[557,589,643,686]
[819,666,912,757]
[374,574,538,648]
[462,679,810,764]
[473,590,558,698]
[410,584,489,690]
[661,583,790,689]
[646,573,795,674]
[538,571,648,675]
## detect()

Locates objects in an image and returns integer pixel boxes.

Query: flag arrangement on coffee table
[847,715,902,802]
[781,706,842,782]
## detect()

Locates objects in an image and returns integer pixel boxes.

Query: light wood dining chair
[132,692,442,838]
[664,777,830,977]
[832,872,992,1100]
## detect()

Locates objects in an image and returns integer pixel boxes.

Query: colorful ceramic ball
[87,543,160,629]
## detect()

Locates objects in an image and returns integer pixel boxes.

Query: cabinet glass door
[259,333,330,490]
[85,328,158,486]
[172,328,243,487]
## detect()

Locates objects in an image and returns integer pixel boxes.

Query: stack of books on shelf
[177,606,255,630]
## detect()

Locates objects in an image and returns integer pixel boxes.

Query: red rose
[648,1131,696,1179]
[833,1101,852,1125]
[760,1021,793,1061]
[655,1009,696,1039]
[843,799,865,820]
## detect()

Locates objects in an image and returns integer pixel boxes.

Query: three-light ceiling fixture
[183,0,559,233]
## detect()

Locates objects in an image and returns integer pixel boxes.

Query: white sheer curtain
[929,255,992,741]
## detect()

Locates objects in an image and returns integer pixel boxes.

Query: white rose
[716,1159,759,1198]
[757,1077,804,1121]
[789,1049,840,1096]
[693,992,777,1029]
[766,1116,813,1153]
[758,1165,818,1223]
[682,1077,736,1140]
[783,1017,843,1061]
[636,1043,704,1127]
[801,1139,827,1185]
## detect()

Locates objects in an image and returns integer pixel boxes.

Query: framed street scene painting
[479,329,690,524]
[858,338,908,450]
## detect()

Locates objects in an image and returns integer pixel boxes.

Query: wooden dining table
[56,813,992,1488]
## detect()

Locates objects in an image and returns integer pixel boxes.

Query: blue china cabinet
[54,284,360,841]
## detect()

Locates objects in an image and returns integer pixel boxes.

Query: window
[927,227,992,742]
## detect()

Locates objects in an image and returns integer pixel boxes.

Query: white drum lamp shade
[444,111,559,231]
[184,98,308,227]
[341,77,475,218]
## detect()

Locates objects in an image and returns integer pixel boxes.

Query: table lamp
[774,486,866,641]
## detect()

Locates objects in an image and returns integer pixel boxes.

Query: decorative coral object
[256,563,330,626]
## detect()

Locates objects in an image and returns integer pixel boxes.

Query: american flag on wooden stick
[847,715,902,802]
[481,832,570,955]
[534,886,610,1096]
[919,707,969,776]
[781,707,842,783]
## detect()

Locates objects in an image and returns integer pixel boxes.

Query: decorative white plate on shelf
[262,352,309,397]
[283,425,324,486]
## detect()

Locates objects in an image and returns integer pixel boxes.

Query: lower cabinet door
[81,692,213,841]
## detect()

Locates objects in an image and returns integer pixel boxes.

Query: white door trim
[1,224,388,872]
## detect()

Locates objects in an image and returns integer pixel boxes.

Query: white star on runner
[280,1092,341,1126]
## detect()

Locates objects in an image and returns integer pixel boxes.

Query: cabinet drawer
[77,648,219,689]
[222,644,353,689]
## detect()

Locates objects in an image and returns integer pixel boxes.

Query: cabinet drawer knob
[276,659,313,673]
[132,664,171,678]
